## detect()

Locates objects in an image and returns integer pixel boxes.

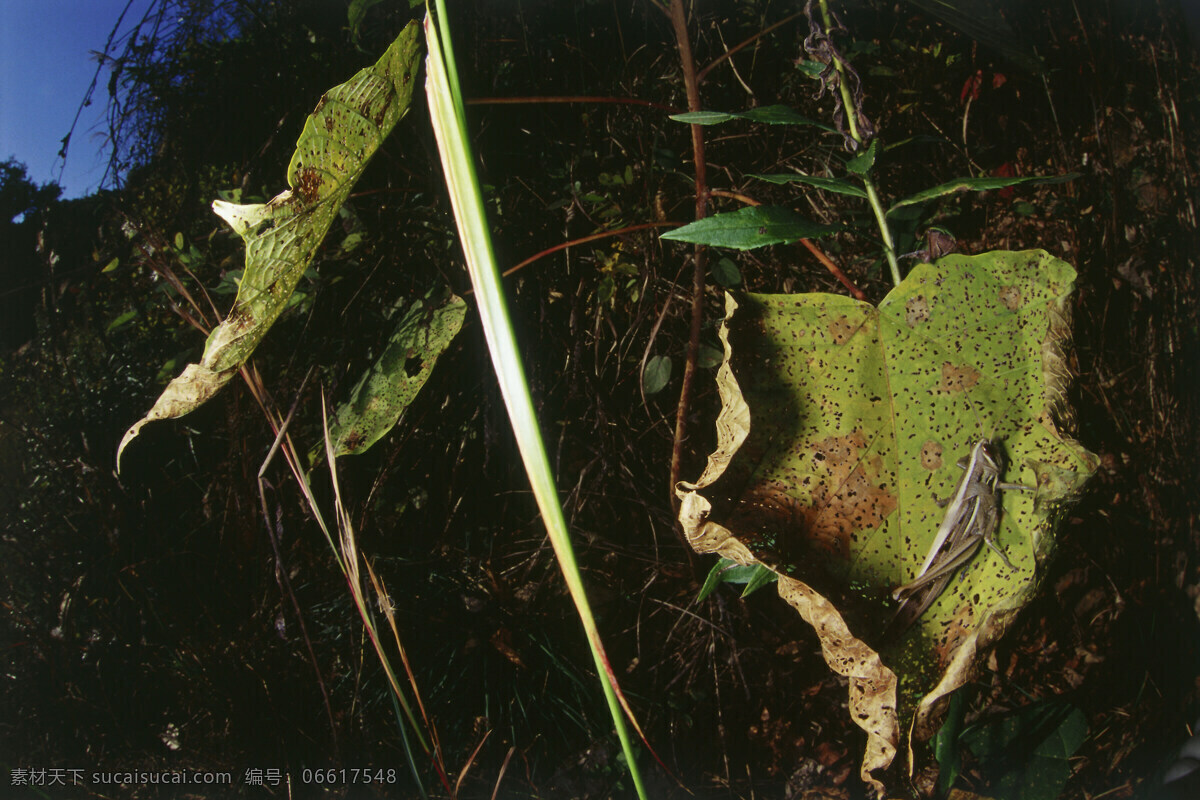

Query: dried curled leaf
[117,22,422,470]
[677,250,1097,788]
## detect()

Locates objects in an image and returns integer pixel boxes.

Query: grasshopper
[886,438,1033,638]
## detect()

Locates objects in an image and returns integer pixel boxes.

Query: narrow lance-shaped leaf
[670,104,835,131]
[749,173,869,199]
[662,205,840,251]
[117,22,422,470]
[887,173,1079,216]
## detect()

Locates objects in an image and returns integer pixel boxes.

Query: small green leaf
[212,270,242,296]
[795,60,825,78]
[107,309,138,333]
[934,690,968,795]
[669,111,736,125]
[698,558,763,601]
[347,0,386,39]
[670,104,834,132]
[736,105,830,127]
[101,257,120,273]
[173,232,184,250]
[960,700,1087,800]
[697,343,724,369]
[844,139,878,176]
[662,206,839,251]
[597,274,616,304]
[341,231,364,253]
[643,355,672,395]
[740,564,777,597]
[887,173,1079,216]
[712,257,742,287]
[698,558,733,600]
[749,173,869,199]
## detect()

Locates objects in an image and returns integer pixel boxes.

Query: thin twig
[254,369,337,749]
[501,222,677,279]
[664,0,710,518]
[458,222,679,297]
[697,11,804,85]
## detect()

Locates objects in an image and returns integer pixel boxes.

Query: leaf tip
[212,199,269,237]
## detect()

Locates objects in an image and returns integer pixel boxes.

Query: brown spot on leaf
[369,94,394,128]
[934,601,976,668]
[920,441,944,471]
[905,295,930,326]
[999,285,1023,310]
[828,315,857,345]
[294,166,323,204]
[935,361,980,395]
[792,432,898,557]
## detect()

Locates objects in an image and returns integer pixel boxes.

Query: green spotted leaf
[319,288,466,460]
[117,22,422,470]
[676,250,1097,782]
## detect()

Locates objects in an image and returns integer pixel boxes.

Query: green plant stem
[818,0,861,143]
[863,178,901,286]
[817,0,901,286]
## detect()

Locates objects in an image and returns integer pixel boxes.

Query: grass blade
[424,4,655,796]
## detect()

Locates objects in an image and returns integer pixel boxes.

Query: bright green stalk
[818,0,901,286]
[424,4,650,797]
[863,178,901,286]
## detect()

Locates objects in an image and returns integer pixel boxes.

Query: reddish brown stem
[799,238,865,301]
[501,222,678,279]
[707,188,761,207]
[459,222,680,298]
[665,0,709,512]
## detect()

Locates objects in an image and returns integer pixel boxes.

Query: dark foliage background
[2,1,1199,798]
